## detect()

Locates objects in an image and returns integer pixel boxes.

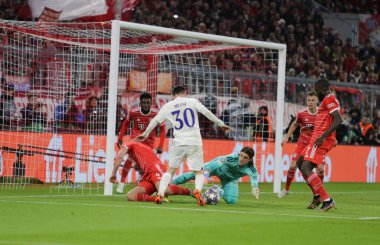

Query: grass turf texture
[0,183,379,245]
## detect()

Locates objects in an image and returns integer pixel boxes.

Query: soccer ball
[202,186,221,205]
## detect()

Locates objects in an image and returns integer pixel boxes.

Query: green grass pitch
[0,183,379,245]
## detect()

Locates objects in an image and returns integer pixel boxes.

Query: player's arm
[156,123,166,154]
[117,117,130,149]
[137,108,166,141]
[282,120,299,146]
[315,110,343,147]
[195,100,231,133]
[109,146,129,183]
[248,169,260,200]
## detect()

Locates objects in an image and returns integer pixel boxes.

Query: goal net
[0,20,286,195]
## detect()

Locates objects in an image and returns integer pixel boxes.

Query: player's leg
[155,146,185,204]
[219,180,239,204]
[302,142,335,211]
[187,145,206,206]
[172,171,195,185]
[126,181,156,202]
[164,184,191,196]
[277,158,297,198]
[316,160,325,182]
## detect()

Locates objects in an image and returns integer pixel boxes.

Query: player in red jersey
[109,142,192,202]
[296,79,342,212]
[116,92,166,193]
[277,91,325,198]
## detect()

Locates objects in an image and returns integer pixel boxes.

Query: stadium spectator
[252,105,273,141]
[20,93,37,128]
[24,102,46,132]
[173,147,259,204]
[136,85,231,206]
[54,92,84,131]
[0,82,19,130]
[83,96,104,134]
[359,116,375,145]
[358,39,376,61]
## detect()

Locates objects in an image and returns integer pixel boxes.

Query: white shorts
[169,145,204,171]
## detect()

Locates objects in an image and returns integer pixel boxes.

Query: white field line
[0,240,77,245]
[0,198,378,221]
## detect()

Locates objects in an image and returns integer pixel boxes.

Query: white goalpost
[104,20,286,195]
[0,19,286,195]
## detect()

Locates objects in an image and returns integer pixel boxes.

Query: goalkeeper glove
[251,187,260,200]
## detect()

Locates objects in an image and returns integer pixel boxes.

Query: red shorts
[138,170,162,195]
[291,143,307,161]
[302,140,334,165]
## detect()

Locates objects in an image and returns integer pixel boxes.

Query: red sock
[306,173,329,200]
[285,169,296,191]
[302,174,317,195]
[168,184,191,195]
[136,193,155,202]
[317,173,324,182]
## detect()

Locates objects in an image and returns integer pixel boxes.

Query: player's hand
[281,137,289,146]
[251,187,260,200]
[109,175,117,184]
[314,135,325,147]
[117,140,123,149]
[333,138,338,147]
[134,134,147,142]
[220,124,232,133]
[156,147,163,154]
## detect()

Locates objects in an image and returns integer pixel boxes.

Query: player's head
[139,92,152,113]
[172,85,186,97]
[239,147,255,166]
[306,90,318,109]
[314,78,330,101]
[259,106,268,117]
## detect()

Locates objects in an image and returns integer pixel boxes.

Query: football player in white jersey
[136,85,231,206]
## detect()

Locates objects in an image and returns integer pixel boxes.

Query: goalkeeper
[172,147,259,204]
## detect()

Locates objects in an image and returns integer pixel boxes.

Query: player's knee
[223,196,238,204]
[126,191,136,201]
[316,167,324,175]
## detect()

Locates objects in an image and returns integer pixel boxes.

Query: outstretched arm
[109,146,128,183]
[195,100,231,133]
[156,123,166,154]
[282,120,299,146]
[117,118,130,149]
[247,168,260,199]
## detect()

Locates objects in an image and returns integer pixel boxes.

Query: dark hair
[241,147,255,160]
[307,90,318,97]
[259,105,268,111]
[140,92,152,101]
[172,85,186,95]
[315,78,330,90]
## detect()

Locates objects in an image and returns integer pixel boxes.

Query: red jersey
[118,106,165,149]
[296,108,317,148]
[124,142,166,177]
[310,94,340,144]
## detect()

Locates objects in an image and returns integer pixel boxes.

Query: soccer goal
[0,19,286,195]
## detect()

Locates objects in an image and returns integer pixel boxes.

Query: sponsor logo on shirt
[327,103,336,108]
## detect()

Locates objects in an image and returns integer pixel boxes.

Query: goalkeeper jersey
[206,153,259,189]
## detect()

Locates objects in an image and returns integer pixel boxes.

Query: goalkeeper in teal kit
[172,147,260,204]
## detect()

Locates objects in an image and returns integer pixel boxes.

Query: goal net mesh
[0,20,282,195]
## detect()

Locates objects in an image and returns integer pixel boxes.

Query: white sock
[194,173,205,192]
[158,173,171,196]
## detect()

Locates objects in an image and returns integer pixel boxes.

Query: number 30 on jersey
[171,108,195,130]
